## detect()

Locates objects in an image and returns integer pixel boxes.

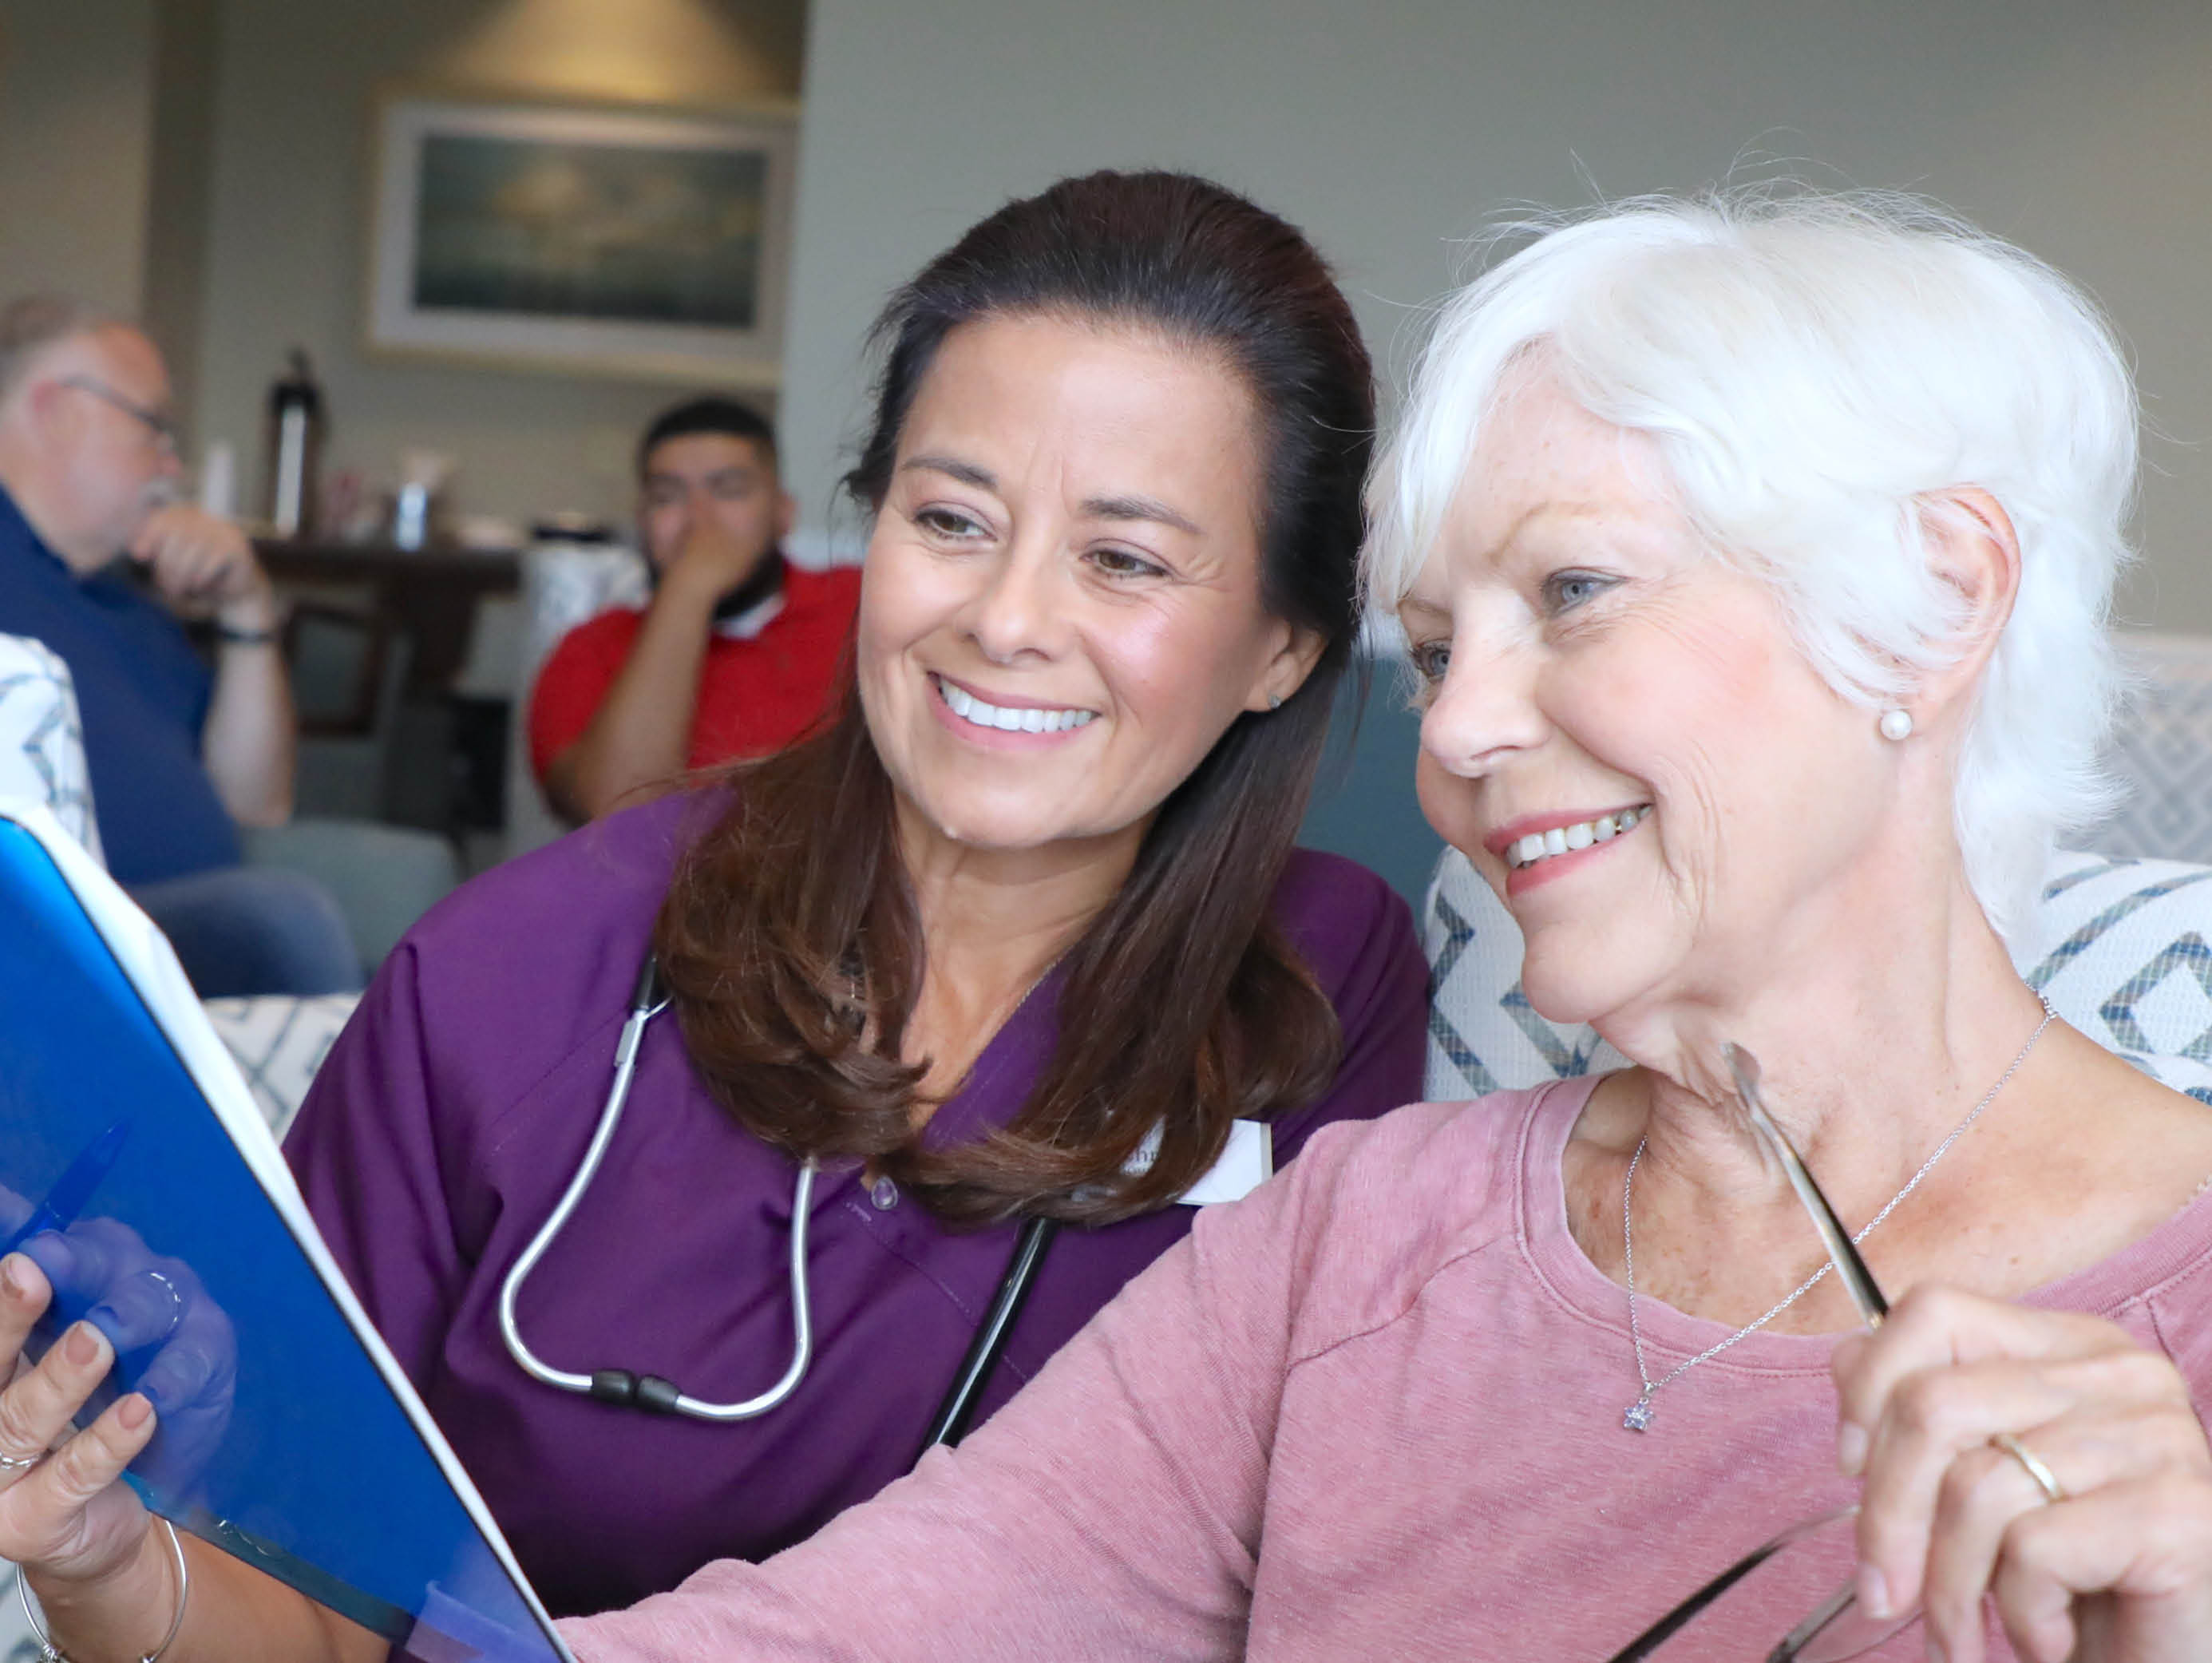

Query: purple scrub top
[284,792,1427,1618]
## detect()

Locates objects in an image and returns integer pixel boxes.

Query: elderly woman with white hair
[9,188,2212,1662]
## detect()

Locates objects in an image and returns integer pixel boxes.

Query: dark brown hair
[654,171,1374,1225]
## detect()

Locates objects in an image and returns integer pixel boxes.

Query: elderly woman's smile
[1492,802,1650,878]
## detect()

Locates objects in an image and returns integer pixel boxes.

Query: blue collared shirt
[0,485,240,883]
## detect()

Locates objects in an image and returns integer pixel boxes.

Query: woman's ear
[1245,622,1330,714]
[1909,485,2021,721]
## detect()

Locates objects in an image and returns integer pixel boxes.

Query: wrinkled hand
[129,504,275,633]
[18,1218,235,1495]
[660,518,774,608]
[1833,1283,2212,1662]
[0,1251,160,1589]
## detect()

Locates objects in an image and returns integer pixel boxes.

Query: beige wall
[778,0,2212,629]
[188,0,805,530]
[141,0,220,424]
[0,0,156,316]
[11,2,2212,622]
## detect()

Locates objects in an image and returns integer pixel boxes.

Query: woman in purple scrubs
[0,169,1424,1653]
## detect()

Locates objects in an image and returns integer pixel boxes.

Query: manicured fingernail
[1856,1562,1891,1620]
[62,1322,104,1368]
[1837,1421,1868,1474]
[117,1393,152,1431]
[1925,1633,1947,1663]
[0,1253,29,1297]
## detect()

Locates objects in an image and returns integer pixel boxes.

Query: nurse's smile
[929,672,1098,743]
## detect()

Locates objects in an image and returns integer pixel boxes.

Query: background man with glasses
[0,294,357,996]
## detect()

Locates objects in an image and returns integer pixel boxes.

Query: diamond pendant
[1622,1397,1654,1432]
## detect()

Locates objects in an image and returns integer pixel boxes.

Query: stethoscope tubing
[917,1215,1060,1454]
[497,954,818,1421]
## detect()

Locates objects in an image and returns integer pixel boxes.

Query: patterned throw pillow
[199,992,362,1139]
[1424,847,2212,1104]
[0,633,102,864]
[2020,853,2212,1103]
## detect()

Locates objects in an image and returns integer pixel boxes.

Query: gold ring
[1992,1431,2065,1504]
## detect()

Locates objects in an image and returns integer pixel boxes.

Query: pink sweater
[561,1078,2212,1661]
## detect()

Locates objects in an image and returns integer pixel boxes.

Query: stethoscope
[497,952,1057,1451]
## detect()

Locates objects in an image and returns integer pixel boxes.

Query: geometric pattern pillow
[2019,851,2212,1103]
[198,992,362,1140]
[0,632,102,865]
[1422,857,1628,1099]
[1423,845,2212,1106]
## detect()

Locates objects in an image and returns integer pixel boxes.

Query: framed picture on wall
[366,96,797,386]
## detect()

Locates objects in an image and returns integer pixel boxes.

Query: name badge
[1122,1119,1276,1206]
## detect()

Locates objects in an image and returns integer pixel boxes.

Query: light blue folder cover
[0,803,571,1663]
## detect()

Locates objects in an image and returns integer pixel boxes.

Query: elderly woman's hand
[1832,1282,2212,1662]
[0,1250,162,1589]
[17,1216,237,1494]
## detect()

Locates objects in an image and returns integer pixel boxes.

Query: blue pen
[2,1119,129,1257]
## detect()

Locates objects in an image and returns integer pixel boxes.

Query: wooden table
[254,540,520,698]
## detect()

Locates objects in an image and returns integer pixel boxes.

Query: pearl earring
[1878,708,1913,742]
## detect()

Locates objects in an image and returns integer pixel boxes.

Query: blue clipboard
[0,801,572,1663]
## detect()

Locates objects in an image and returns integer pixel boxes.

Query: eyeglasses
[57,374,180,454]
[1604,1045,1916,1662]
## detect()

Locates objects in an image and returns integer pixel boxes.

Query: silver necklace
[1619,996,2056,1432]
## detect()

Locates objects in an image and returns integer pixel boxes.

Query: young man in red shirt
[528,399,860,823]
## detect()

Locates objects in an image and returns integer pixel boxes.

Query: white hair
[0,294,115,406]
[1364,188,2138,944]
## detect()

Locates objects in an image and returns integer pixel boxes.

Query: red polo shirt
[526,564,861,782]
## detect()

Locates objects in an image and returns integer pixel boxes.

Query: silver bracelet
[18,1517,188,1663]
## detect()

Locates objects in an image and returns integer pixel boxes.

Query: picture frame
[366,96,797,387]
